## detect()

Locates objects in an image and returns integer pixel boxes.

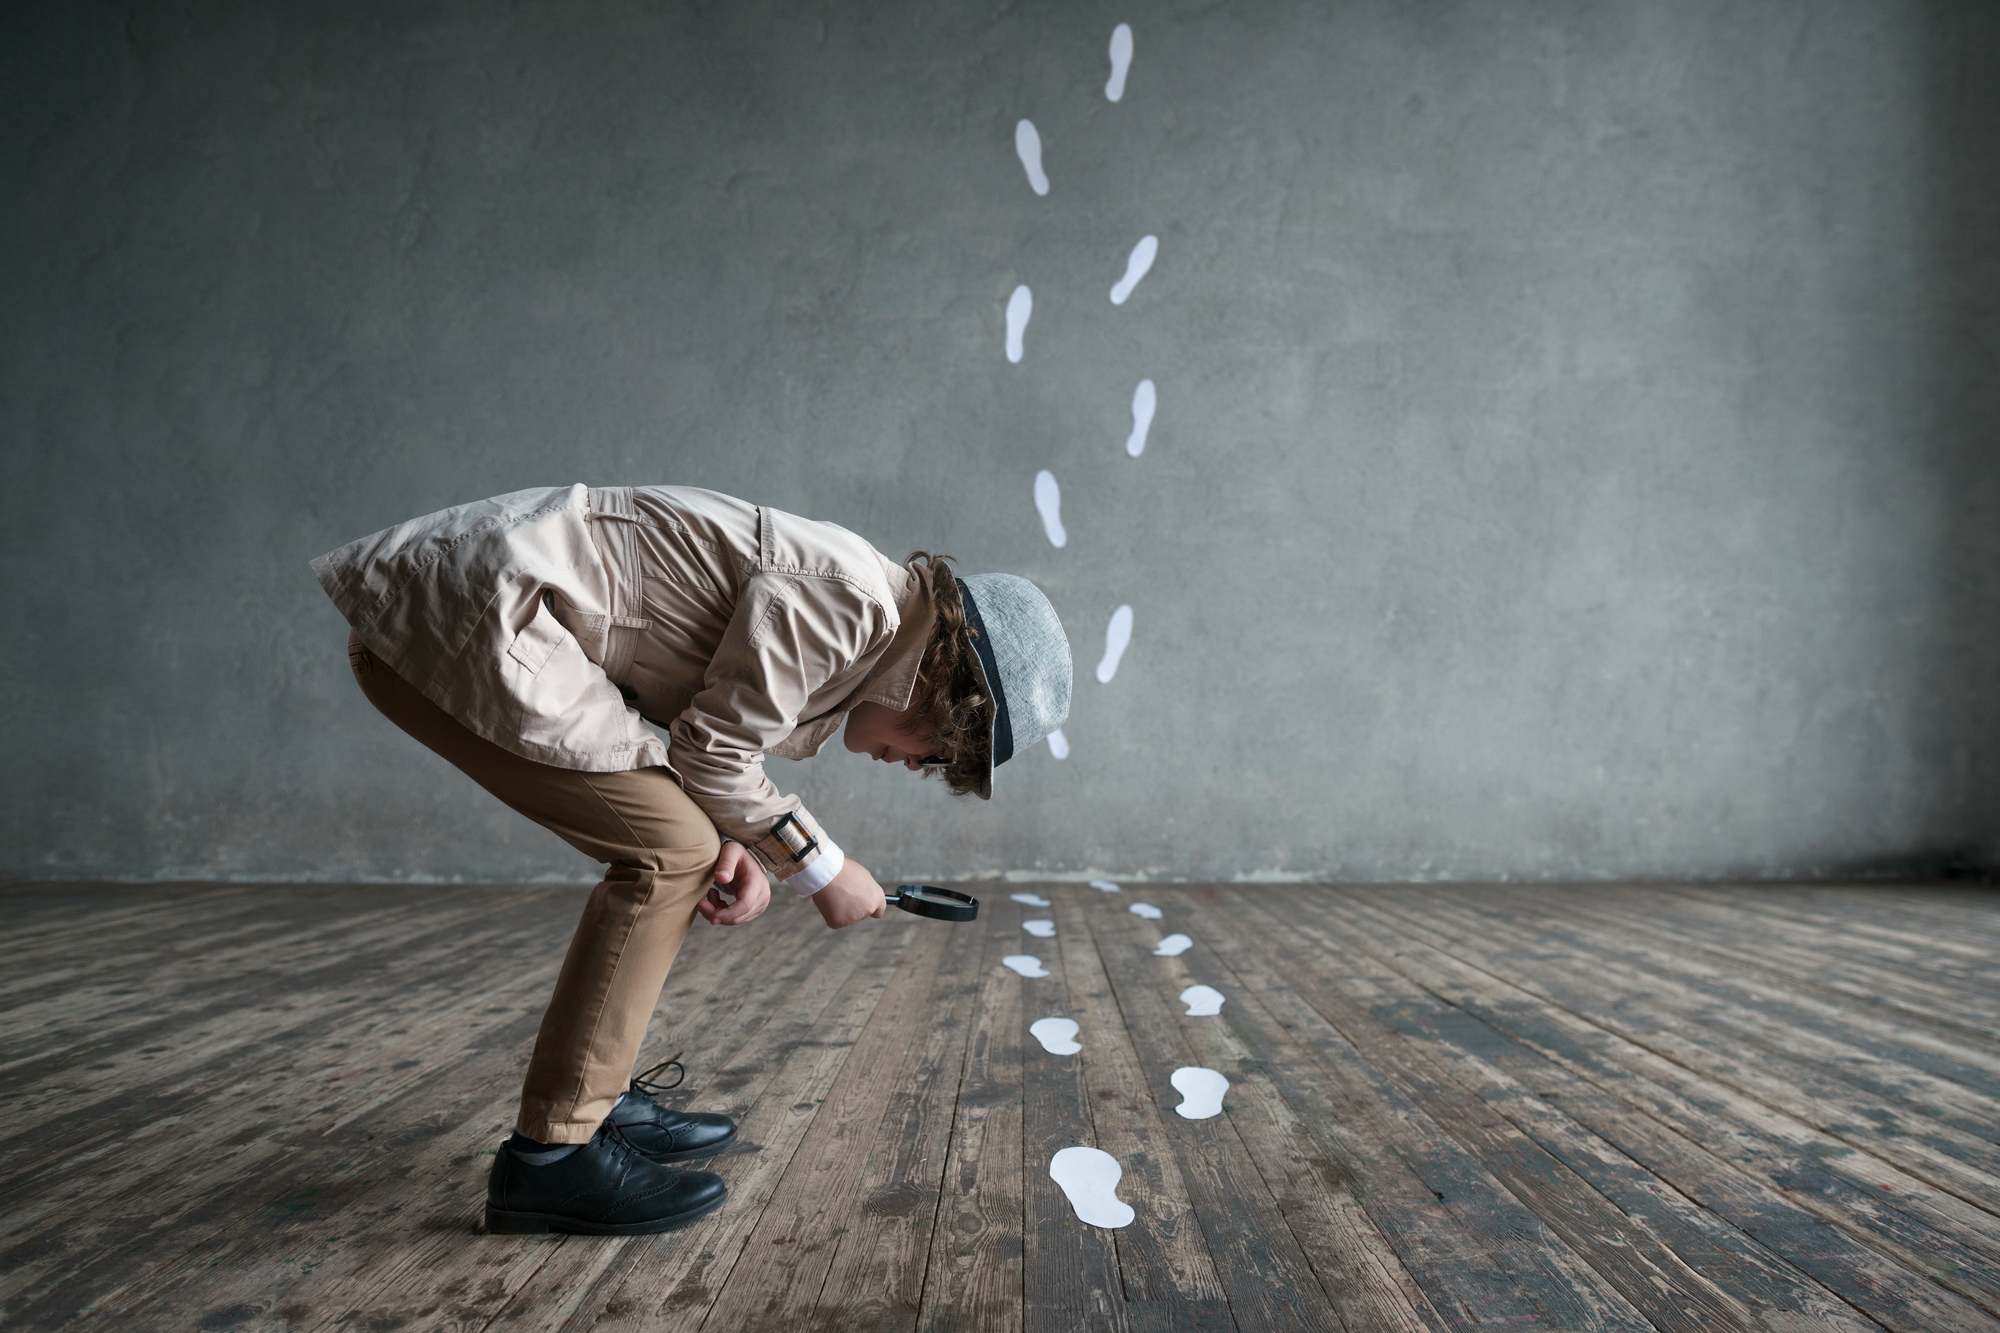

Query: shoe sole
[485,1187,726,1236]
[646,1126,739,1165]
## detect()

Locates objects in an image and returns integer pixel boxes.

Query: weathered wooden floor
[2,881,1998,1331]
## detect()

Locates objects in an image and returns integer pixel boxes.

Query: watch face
[891,885,980,922]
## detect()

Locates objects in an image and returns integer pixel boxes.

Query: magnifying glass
[887,884,980,922]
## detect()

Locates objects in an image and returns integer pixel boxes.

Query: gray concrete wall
[4,0,1996,883]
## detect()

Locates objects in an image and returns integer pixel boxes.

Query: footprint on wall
[1153,933,1192,956]
[1011,892,1052,907]
[1096,605,1133,683]
[1126,379,1156,457]
[1090,879,1122,893]
[1105,24,1134,103]
[1035,470,1067,548]
[1015,119,1050,195]
[1030,1017,1081,1055]
[1047,727,1070,759]
[1050,1146,1135,1228]
[1171,1067,1229,1119]
[1129,902,1162,920]
[1023,919,1056,938]
[1179,984,1225,1016]
[1003,955,1051,978]
[1110,236,1158,305]
[1005,285,1033,363]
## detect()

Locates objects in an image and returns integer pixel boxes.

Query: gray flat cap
[956,574,1071,799]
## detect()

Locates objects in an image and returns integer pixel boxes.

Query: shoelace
[631,1052,686,1099]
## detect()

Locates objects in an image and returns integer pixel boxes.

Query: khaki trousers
[348,633,720,1143]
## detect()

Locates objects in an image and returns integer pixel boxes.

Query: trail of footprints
[1005,22,1164,757]
[1004,884,1229,1231]
[992,19,1212,1236]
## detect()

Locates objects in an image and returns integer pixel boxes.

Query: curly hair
[903,552,994,796]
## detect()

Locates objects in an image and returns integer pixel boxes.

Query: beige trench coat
[312,484,934,886]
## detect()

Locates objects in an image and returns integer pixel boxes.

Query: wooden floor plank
[808,908,992,1329]
[1186,895,1626,1330]
[1315,890,1890,1331]
[687,920,960,1329]
[1088,894,1433,1333]
[915,896,1026,1333]
[1018,891,1218,1333]
[1348,889,1999,1332]
[7,882,1998,1332]
[1060,891,1315,1331]
[1408,890,2000,1211]
[1236,890,1738,1333]
[1408,889,2000,1200]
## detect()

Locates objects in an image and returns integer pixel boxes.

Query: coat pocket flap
[507,602,568,676]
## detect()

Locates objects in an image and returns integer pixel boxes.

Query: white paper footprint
[1096,605,1133,683]
[1129,902,1162,920]
[1005,285,1033,363]
[1105,24,1134,103]
[1050,1146,1134,1229]
[1110,235,1157,305]
[1011,892,1052,907]
[1153,933,1192,957]
[1127,379,1156,457]
[1015,119,1050,196]
[1030,1017,1081,1055]
[1090,879,1122,893]
[1047,727,1070,759]
[1180,984,1225,1016]
[1171,1067,1229,1119]
[1034,470,1067,548]
[1003,955,1050,978]
[1023,919,1056,938]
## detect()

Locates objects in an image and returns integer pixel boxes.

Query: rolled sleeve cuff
[746,806,843,892]
[784,837,845,895]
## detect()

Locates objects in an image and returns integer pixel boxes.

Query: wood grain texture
[4,881,1997,1331]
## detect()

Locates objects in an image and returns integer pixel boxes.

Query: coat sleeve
[667,571,894,888]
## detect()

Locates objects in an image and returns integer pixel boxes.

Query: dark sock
[507,1131,581,1166]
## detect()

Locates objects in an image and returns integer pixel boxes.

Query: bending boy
[313,484,1071,1235]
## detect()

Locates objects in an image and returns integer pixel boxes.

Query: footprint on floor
[1005,284,1033,363]
[1015,119,1050,195]
[1096,605,1133,683]
[1127,379,1156,457]
[1047,727,1070,759]
[1153,933,1192,956]
[1034,470,1067,547]
[1105,23,1134,102]
[1171,1067,1229,1119]
[1050,1146,1135,1228]
[1179,984,1225,1016]
[1024,919,1056,938]
[1090,879,1122,893]
[1110,235,1157,305]
[1004,955,1051,978]
[1011,892,1052,906]
[1030,1017,1081,1055]
[1129,902,1162,920]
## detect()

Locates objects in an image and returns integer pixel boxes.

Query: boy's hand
[699,840,771,926]
[813,858,888,929]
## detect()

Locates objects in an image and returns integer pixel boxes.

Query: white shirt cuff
[785,836,845,896]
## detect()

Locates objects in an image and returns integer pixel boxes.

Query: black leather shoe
[609,1058,739,1164]
[485,1120,726,1235]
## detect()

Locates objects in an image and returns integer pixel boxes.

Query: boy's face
[843,700,940,771]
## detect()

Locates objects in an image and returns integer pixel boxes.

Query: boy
[313,484,1071,1235]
